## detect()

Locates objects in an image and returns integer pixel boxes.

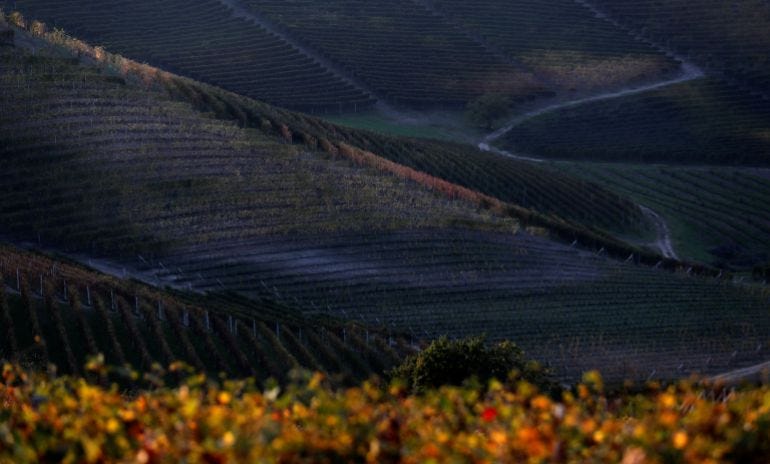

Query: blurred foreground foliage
[0,358,769,463]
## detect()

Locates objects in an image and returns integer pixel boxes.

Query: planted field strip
[591,0,770,96]
[2,0,374,111]
[161,77,650,236]
[139,229,770,383]
[0,47,512,257]
[499,78,770,165]
[239,0,547,108]
[554,163,770,268]
[0,245,409,382]
[4,21,654,243]
[424,0,677,93]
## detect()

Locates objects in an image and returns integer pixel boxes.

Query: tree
[465,94,512,130]
[389,336,553,392]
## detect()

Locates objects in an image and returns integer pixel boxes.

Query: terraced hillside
[0,45,511,256]
[4,0,683,112]
[238,0,548,108]
[592,0,770,96]
[2,26,769,385]
[0,19,667,255]
[135,229,770,383]
[0,0,375,111]
[0,245,409,384]
[166,75,652,236]
[423,0,678,93]
[555,164,770,269]
[499,78,770,165]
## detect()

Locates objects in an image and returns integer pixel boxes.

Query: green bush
[465,94,512,130]
[389,336,553,392]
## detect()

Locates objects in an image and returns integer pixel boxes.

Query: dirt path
[639,206,678,260]
[478,0,705,160]
[478,61,703,158]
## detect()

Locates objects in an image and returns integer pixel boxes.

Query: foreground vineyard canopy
[1,365,769,463]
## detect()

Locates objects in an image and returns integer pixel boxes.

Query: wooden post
[110,289,115,311]
[39,275,43,296]
[205,311,210,331]
[16,268,20,291]
[86,286,91,306]
[275,322,280,338]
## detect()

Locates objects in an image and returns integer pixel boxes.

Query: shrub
[7,11,25,28]
[389,336,553,392]
[465,93,512,130]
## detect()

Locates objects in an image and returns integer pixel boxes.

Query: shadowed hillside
[0,244,411,384]
[1,26,769,384]
[2,0,682,113]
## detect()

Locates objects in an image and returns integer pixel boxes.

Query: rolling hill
[1,0,681,113]
[591,0,770,97]
[0,0,375,112]
[1,20,769,384]
[555,163,770,269]
[1,4,770,463]
[498,78,770,165]
[0,244,411,384]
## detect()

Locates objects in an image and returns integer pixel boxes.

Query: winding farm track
[472,0,702,260]
[478,0,706,159]
[639,206,678,260]
[478,61,704,160]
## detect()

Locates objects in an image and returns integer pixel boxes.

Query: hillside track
[479,62,704,160]
[588,0,770,101]
[479,0,705,159]
[639,206,678,260]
